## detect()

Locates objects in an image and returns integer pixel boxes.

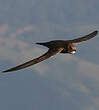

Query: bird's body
[37,40,67,48]
[37,40,76,54]
[2,31,98,72]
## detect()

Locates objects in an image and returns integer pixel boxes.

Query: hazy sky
[0,0,99,110]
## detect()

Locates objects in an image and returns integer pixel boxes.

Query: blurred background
[0,0,99,110]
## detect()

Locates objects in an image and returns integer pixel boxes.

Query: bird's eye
[70,47,72,50]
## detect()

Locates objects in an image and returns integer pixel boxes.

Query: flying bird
[2,30,98,73]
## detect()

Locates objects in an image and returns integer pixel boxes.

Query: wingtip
[2,69,13,73]
[2,70,8,73]
[94,30,98,35]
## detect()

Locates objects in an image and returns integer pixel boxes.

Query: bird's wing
[69,31,98,44]
[2,48,63,73]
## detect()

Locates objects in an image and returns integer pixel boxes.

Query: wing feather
[2,48,63,73]
[70,31,98,44]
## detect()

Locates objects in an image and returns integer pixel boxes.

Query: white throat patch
[71,51,76,54]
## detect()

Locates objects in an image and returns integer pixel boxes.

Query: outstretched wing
[70,31,98,44]
[2,48,63,73]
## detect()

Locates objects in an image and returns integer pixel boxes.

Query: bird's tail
[36,42,51,48]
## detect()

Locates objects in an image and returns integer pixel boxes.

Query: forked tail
[36,42,51,48]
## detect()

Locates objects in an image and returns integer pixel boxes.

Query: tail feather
[36,42,50,48]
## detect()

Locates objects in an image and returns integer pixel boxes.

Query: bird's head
[67,44,76,54]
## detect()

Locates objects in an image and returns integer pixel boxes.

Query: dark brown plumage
[2,30,98,73]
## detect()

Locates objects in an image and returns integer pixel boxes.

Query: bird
[2,30,98,73]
